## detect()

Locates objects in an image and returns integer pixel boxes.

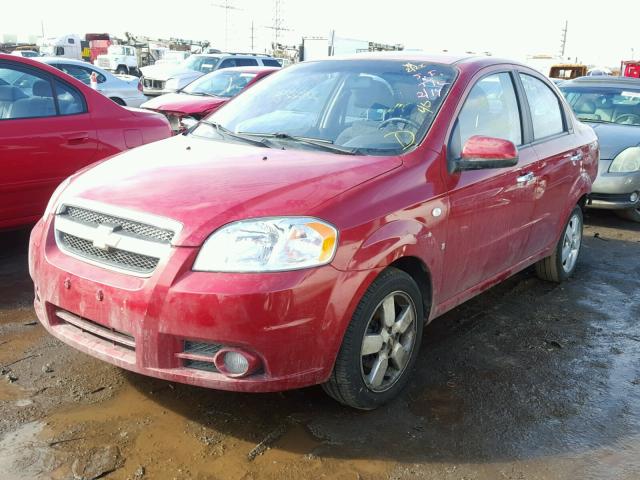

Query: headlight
[180,116,198,131]
[193,217,338,272]
[609,146,640,173]
[43,177,71,218]
[164,78,179,90]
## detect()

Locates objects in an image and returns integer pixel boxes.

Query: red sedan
[29,54,598,409]
[140,66,279,133]
[0,54,171,230]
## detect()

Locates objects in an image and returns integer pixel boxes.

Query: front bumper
[142,86,176,97]
[29,218,377,392]
[588,159,640,210]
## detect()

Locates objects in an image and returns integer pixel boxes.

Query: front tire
[115,66,128,75]
[110,97,126,106]
[323,267,424,410]
[616,207,640,223]
[535,205,583,282]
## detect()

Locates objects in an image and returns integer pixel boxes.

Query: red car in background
[0,54,171,230]
[141,66,279,133]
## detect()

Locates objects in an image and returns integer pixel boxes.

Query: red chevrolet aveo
[0,54,171,230]
[29,54,598,409]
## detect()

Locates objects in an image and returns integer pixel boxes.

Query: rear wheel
[323,268,424,410]
[616,207,640,223]
[535,205,583,282]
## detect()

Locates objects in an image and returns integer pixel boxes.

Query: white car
[10,50,40,58]
[37,57,147,107]
[140,53,281,96]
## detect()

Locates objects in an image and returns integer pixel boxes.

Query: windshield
[108,45,125,55]
[192,59,456,155]
[560,86,640,126]
[183,70,257,97]
[182,56,220,74]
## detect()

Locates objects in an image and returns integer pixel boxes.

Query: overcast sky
[2,0,638,67]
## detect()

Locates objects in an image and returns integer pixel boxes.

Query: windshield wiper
[238,132,358,155]
[185,91,217,97]
[577,117,611,124]
[199,121,271,148]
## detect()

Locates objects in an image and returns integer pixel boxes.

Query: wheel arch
[388,256,432,320]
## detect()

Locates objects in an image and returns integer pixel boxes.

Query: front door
[440,70,538,302]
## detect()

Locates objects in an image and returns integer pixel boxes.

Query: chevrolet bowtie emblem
[92,224,121,251]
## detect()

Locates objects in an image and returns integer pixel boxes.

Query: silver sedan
[37,57,148,107]
[560,77,640,222]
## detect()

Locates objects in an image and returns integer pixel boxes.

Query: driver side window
[450,72,522,159]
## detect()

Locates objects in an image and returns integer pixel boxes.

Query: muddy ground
[1,210,639,480]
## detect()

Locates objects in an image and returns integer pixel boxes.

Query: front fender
[346,219,436,271]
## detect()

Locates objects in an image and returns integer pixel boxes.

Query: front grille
[143,78,165,90]
[184,360,218,372]
[184,341,222,357]
[590,192,638,203]
[179,341,222,373]
[54,202,180,276]
[64,205,174,244]
[60,233,159,274]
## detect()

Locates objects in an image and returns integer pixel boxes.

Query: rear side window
[56,64,106,84]
[519,74,565,139]
[54,79,86,115]
[234,58,259,67]
[262,59,281,67]
[450,72,522,158]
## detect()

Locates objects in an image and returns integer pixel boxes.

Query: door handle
[65,133,90,145]
[570,152,583,164]
[516,172,535,184]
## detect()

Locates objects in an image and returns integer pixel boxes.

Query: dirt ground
[1,210,639,480]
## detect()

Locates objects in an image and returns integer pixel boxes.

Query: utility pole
[264,0,291,54]
[212,0,242,50]
[560,20,568,59]
[250,20,255,51]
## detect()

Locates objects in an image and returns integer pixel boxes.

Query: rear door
[0,60,98,228]
[516,71,584,254]
[440,69,539,301]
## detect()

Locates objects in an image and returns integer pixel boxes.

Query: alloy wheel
[561,212,582,273]
[360,291,418,392]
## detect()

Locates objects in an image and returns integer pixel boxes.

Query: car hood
[140,64,195,80]
[61,134,402,246]
[141,93,227,115]
[589,123,640,160]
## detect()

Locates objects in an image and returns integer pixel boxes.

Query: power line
[211,0,242,50]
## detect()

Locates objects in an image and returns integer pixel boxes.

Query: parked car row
[0,53,171,229]
[3,48,639,409]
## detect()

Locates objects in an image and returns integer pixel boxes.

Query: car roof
[561,76,640,88]
[307,51,526,69]
[211,66,280,74]
[192,53,274,59]
[37,57,93,66]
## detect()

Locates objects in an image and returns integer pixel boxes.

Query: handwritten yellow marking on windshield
[385,130,416,150]
[417,101,433,114]
[403,62,426,73]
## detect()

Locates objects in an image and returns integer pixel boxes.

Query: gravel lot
[1,210,639,480]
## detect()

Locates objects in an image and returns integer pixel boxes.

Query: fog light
[223,351,249,375]
[214,348,261,378]
[631,192,639,203]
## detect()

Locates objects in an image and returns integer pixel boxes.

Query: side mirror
[456,135,518,171]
